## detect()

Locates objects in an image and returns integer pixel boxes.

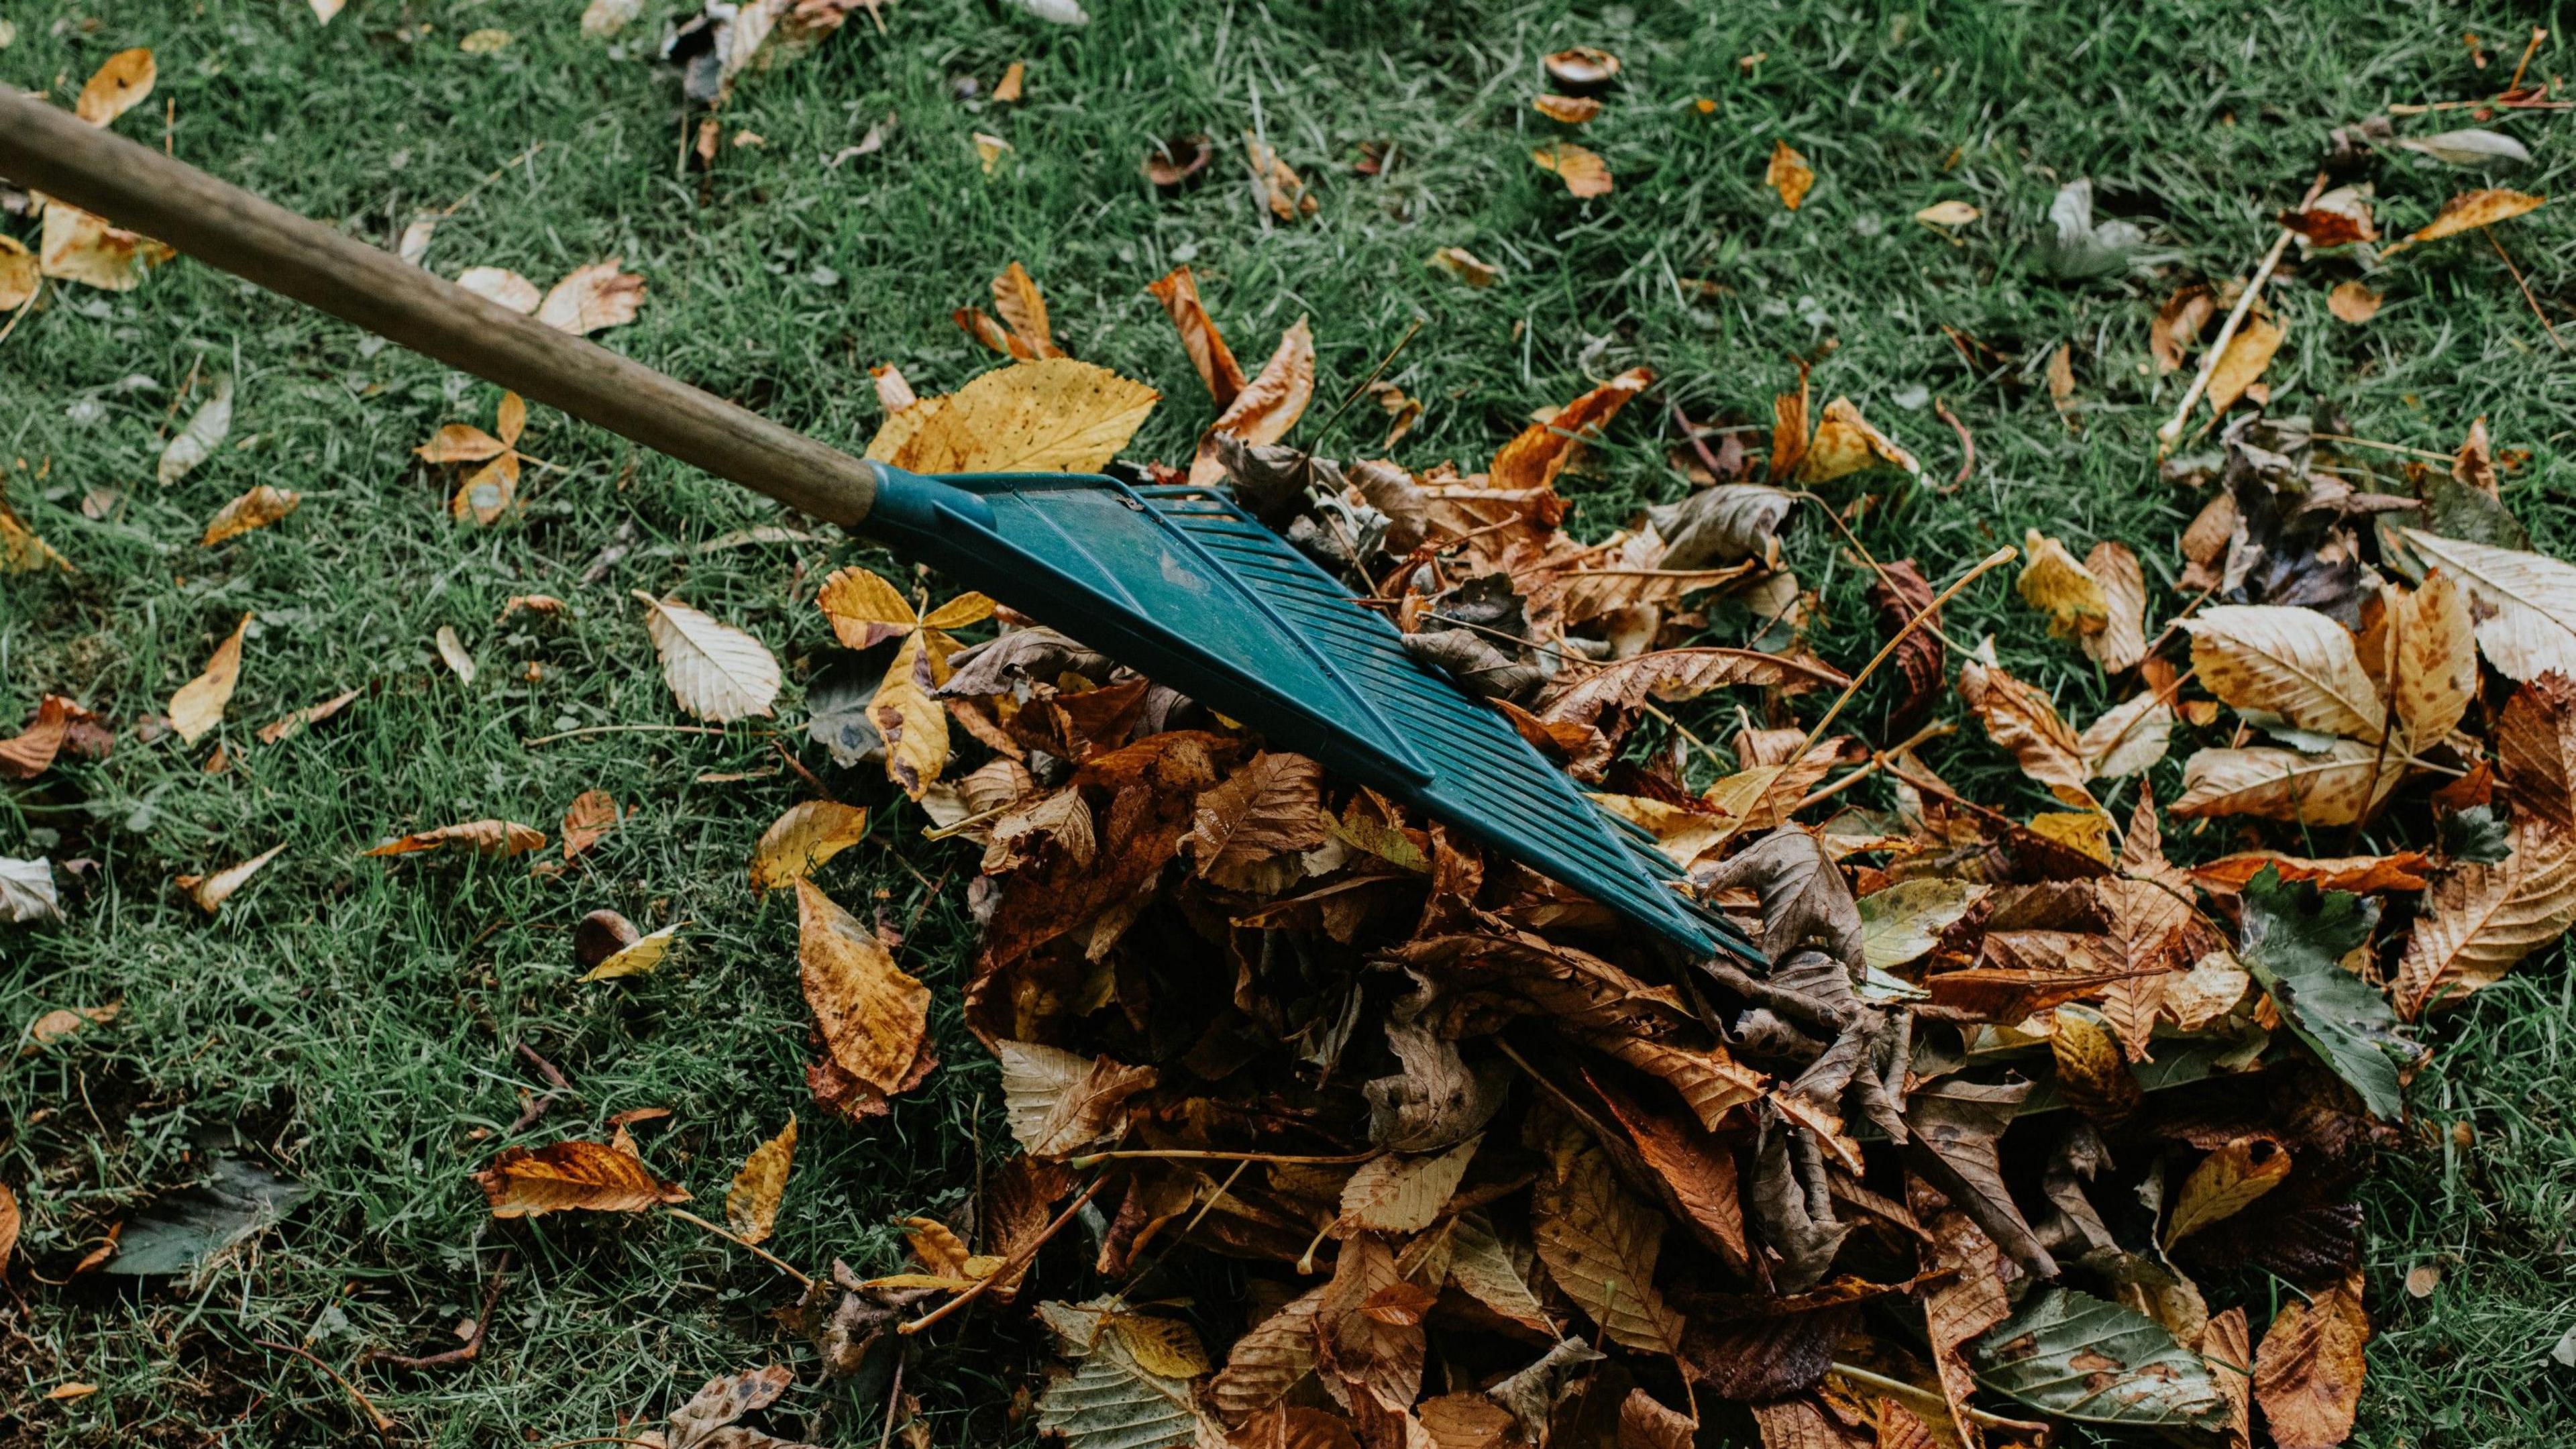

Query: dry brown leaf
[1426,246,1503,288]
[1532,1136,1685,1356]
[2394,818,2576,1017]
[2184,605,2387,742]
[473,1140,688,1217]
[75,49,156,127]
[535,260,646,335]
[2188,851,2430,895]
[635,592,781,723]
[201,486,301,547]
[1532,142,1613,198]
[2203,1307,2253,1449]
[2498,672,2576,831]
[0,1180,17,1286]
[988,261,1060,357]
[2383,189,2545,254]
[25,1003,118,1050]
[2084,541,2149,672]
[1766,139,1815,210]
[38,201,173,291]
[2081,689,2174,780]
[1959,658,2096,808]
[170,612,252,746]
[257,685,362,745]
[176,843,285,914]
[2164,1136,2292,1248]
[1316,1233,1424,1412]
[0,695,93,780]
[1146,266,1248,407]
[867,358,1159,476]
[1532,93,1601,123]
[1246,134,1317,219]
[1491,366,1654,494]
[0,498,71,574]
[751,800,871,894]
[1212,1287,1328,1424]
[2171,741,2399,824]
[2204,314,2285,415]
[2376,573,2476,751]
[996,1039,1157,1159]
[2153,285,2216,372]
[1187,316,1316,487]
[561,790,620,861]
[0,235,38,311]
[1190,751,1329,893]
[2017,531,2109,640]
[873,362,919,413]
[363,819,546,858]
[1337,1137,1480,1234]
[2253,1279,2368,1449]
[799,879,929,1093]
[725,1116,798,1245]
[2327,282,2381,325]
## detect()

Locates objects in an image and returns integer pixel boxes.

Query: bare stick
[875,1352,908,1449]
[1933,397,1974,487]
[666,1208,816,1291]
[367,1251,512,1371]
[901,1175,1112,1334]
[2510,27,2548,94]
[2489,230,2565,350]
[2156,174,2326,454]
[1792,546,2019,761]
[254,1339,396,1437]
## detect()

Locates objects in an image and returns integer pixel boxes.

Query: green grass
[3,0,2573,1444]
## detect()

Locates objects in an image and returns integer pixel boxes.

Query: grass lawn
[3,0,2573,1444]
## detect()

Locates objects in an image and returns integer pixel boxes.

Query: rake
[0,93,1761,967]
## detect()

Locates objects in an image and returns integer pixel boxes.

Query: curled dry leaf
[170,612,252,747]
[1491,366,1653,493]
[1959,657,2096,808]
[1337,1137,1481,1235]
[1532,94,1601,123]
[201,486,300,547]
[1766,139,1815,210]
[473,1139,688,1217]
[2163,1136,2291,1248]
[2153,286,2216,373]
[635,593,781,723]
[561,790,621,861]
[1245,134,1317,220]
[158,376,235,486]
[258,686,362,745]
[581,922,680,981]
[751,801,871,893]
[726,1116,798,1244]
[1798,397,1921,484]
[364,819,547,859]
[868,358,1159,476]
[1543,46,1621,91]
[75,48,157,127]
[176,843,286,915]
[0,695,99,780]
[2017,531,2108,640]
[1532,142,1613,199]
[799,879,930,1093]
[1427,246,1502,287]
[535,260,645,335]
[435,625,476,685]
[2084,541,2149,672]
[996,1040,1156,1159]
[1188,318,1315,486]
[0,235,37,311]
[1146,266,1248,407]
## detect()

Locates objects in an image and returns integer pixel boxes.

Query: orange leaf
[472,1140,688,1217]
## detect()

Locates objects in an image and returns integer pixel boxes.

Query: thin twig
[253,1339,396,1437]
[2306,433,2453,462]
[367,1252,512,1370]
[666,1208,817,1291]
[508,1041,572,1132]
[1932,397,1974,488]
[2510,28,2548,94]
[1301,315,1427,454]
[2388,97,2575,113]
[1793,490,1966,654]
[1791,546,2019,761]
[2156,172,2326,454]
[1669,400,1735,480]
[2487,229,2565,350]
[901,1175,1112,1334]
[875,1350,908,1449]
[771,738,834,800]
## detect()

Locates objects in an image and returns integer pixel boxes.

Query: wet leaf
[1766,140,1815,210]
[1974,1288,2227,1427]
[473,1139,685,1218]
[2252,1280,2368,1448]
[200,484,300,546]
[726,1116,797,1245]
[175,843,285,915]
[800,879,928,1093]
[2237,869,2408,1120]
[867,358,1159,475]
[158,376,234,486]
[170,612,252,746]
[363,819,546,858]
[1532,142,1613,198]
[751,801,871,894]
[635,593,781,722]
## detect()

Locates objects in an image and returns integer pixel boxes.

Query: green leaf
[107,1157,311,1277]
[2440,804,2513,864]
[2237,867,2412,1120]
[1972,1288,2227,1427]
[1036,1299,1210,1449]
[1858,877,1986,970]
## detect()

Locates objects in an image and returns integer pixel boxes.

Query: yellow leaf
[798,879,930,1093]
[2379,573,2476,751]
[724,1116,797,1244]
[170,612,252,746]
[1914,199,1980,227]
[0,501,70,575]
[38,202,173,291]
[580,922,680,981]
[750,800,871,893]
[872,632,953,797]
[2384,188,2544,254]
[537,260,645,335]
[974,131,1012,174]
[816,567,920,649]
[1795,396,1921,483]
[922,592,997,632]
[201,486,301,547]
[174,843,285,914]
[1764,138,1814,210]
[1109,1314,1212,1379]
[635,593,780,722]
[1426,246,1503,288]
[2049,1002,2139,1120]
[459,28,514,54]
[2184,604,2387,741]
[74,49,156,128]
[865,358,1159,476]
[0,235,38,311]
[1532,93,1601,124]
[2204,314,2284,415]
[1532,142,1613,198]
[2171,741,2400,824]
[1491,366,1654,493]
[364,819,547,858]
[2163,1136,2290,1248]
[2328,281,2382,325]
[993,60,1026,103]
[2028,810,2113,864]
[416,423,508,464]
[2017,530,2110,639]
[457,266,541,314]
[472,1140,686,1217]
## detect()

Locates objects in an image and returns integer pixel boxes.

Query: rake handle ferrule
[0,87,879,526]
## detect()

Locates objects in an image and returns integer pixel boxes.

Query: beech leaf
[635,593,781,723]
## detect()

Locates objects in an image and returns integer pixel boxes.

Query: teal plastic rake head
[0,91,1762,969]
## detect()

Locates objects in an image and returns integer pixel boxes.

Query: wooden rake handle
[0,87,881,525]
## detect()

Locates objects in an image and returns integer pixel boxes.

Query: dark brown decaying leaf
[1867,561,1946,739]
[2252,1278,2369,1449]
